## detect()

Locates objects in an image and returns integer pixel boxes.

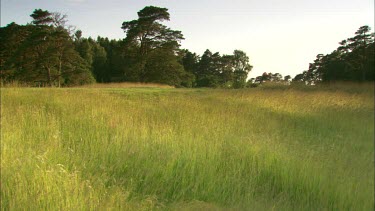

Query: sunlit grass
[77,82,174,88]
[1,84,374,210]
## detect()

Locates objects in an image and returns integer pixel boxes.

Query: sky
[1,0,374,78]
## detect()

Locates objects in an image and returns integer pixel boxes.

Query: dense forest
[0,6,374,87]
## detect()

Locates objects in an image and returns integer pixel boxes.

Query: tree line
[0,9,96,87]
[292,26,374,84]
[249,26,374,86]
[0,6,252,88]
[1,6,373,87]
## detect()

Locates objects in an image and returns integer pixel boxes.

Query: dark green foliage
[119,6,189,86]
[137,6,170,22]
[252,72,291,86]
[1,9,95,86]
[1,6,254,88]
[0,22,31,82]
[294,26,374,83]
[256,72,273,84]
[96,37,127,82]
[143,49,186,86]
[220,55,235,87]
[196,49,217,87]
[1,6,253,88]
[30,9,53,26]
[121,6,183,57]
[118,6,253,88]
[74,37,108,82]
[188,49,252,88]
[2,7,371,87]
[232,50,253,88]
[181,49,199,75]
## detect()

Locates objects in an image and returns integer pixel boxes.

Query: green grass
[1,84,374,210]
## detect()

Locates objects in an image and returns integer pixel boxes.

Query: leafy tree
[296,25,374,83]
[30,9,53,25]
[254,72,269,83]
[284,75,291,81]
[347,26,374,81]
[232,50,252,88]
[191,49,252,88]
[2,6,258,88]
[293,73,305,82]
[1,9,94,86]
[196,49,213,87]
[74,36,108,82]
[120,6,188,86]
[91,42,107,82]
[76,39,93,66]
[270,73,283,82]
[74,30,82,41]
[96,37,127,82]
[181,49,199,74]
[180,49,199,87]
[220,55,235,87]
[253,72,287,84]
[0,23,32,82]
[143,49,188,86]
[121,6,183,56]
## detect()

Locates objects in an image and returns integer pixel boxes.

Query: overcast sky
[1,0,374,77]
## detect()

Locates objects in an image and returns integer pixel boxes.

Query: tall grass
[77,82,174,89]
[1,84,374,210]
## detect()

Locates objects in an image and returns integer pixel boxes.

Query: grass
[1,83,374,210]
[76,82,174,89]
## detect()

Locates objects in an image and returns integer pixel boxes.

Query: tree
[74,36,109,82]
[13,25,94,86]
[2,7,259,88]
[293,73,304,82]
[296,25,374,83]
[121,6,187,85]
[284,75,291,81]
[96,37,127,82]
[30,9,53,26]
[271,73,283,82]
[1,9,95,86]
[348,26,374,81]
[255,72,271,83]
[191,49,252,88]
[181,49,199,74]
[121,6,182,54]
[0,22,32,82]
[74,30,82,41]
[196,49,213,87]
[180,49,199,87]
[220,55,235,87]
[143,49,188,86]
[232,50,252,88]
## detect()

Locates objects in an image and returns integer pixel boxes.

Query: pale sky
[1,0,374,78]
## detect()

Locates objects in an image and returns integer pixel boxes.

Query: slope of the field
[1,84,374,210]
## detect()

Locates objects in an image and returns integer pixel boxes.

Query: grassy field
[1,83,374,210]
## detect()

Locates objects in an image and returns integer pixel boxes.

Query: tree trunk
[46,67,52,87]
[58,59,62,87]
[362,68,366,81]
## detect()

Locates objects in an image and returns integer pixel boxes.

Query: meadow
[1,83,374,210]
